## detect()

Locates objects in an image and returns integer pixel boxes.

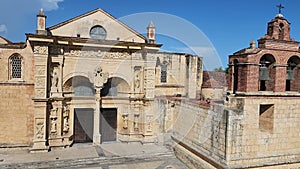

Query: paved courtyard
[0,143,189,169]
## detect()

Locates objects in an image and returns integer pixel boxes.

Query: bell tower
[224,5,300,168]
[228,4,300,94]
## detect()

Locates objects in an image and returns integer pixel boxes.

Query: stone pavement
[0,143,189,169]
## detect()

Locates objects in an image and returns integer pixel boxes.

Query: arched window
[161,64,167,83]
[9,54,22,79]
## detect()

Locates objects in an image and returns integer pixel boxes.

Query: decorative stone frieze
[66,50,131,59]
[34,46,48,55]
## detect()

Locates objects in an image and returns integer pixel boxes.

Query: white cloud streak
[0,24,7,34]
[41,0,64,11]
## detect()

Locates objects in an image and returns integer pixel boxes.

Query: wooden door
[100,108,117,142]
[74,108,94,143]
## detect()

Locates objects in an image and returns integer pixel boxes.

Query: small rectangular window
[161,65,167,83]
[259,104,274,132]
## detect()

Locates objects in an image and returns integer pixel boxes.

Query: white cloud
[0,24,7,34]
[41,0,64,11]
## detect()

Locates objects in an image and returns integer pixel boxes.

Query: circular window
[90,26,107,40]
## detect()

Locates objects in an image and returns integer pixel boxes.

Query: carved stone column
[93,66,108,145]
[31,45,49,152]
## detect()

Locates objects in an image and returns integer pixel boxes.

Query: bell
[286,67,294,80]
[259,66,270,81]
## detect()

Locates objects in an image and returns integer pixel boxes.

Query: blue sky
[0,0,299,69]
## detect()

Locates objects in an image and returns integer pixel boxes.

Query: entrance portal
[100,108,117,142]
[74,108,94,143]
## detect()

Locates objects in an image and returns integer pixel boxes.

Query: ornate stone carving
[50,107,58,133]
[103,52,130,59]
[35,66,46,75]
[145,80,155,88]
[35,78,44,88]
[94,66,109,88]
[63,105,70,132]
[145,69,155,79]
[66,50,130,59]
[146,115,153,132]
[35,119,44,139]
[35,89,45,98]
[131,101,142,131]
[34,46,48,55]
[134,113,139,131]
[134,66,142,93]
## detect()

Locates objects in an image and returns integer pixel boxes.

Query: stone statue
[50,118,57,133]
[122,114,129,129]
[51,67,59,92]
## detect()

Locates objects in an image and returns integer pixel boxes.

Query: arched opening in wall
[233,59,239,94]
[286,56,300,92]
[161,63,168,83]
[101,77,130,97]
[9,53,23,80]
[279,23,284,40]
[63,76,95,143]
[63,76,94,96]
[259,54,276,91]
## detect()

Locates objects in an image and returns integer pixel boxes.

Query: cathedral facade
[0,8,203,151]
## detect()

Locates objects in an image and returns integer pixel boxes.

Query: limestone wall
[162,99,228,168]
[0,84,35,146]
[169,95,300,169]
[0,42,35,146]
[225,96,300,168]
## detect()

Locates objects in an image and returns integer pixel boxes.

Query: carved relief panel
[134,66,143,93]
[35,118,45,140]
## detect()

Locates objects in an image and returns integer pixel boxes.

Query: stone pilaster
[187,56,197,99]
[144,68,155,99]
[31,45,49,152]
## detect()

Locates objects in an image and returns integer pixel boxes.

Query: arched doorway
[64,76,95,143]
[100,77,130,142]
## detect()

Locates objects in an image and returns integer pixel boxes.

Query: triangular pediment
[48,8,146,43]
[0,36,11,44]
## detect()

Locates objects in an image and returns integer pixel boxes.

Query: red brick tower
[228,13,300,93]
[224,8,300,168]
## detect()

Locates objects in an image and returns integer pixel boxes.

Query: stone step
[0,151,176,169]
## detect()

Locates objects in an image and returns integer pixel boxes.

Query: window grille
[10,55,22,79]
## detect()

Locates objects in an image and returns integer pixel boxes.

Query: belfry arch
[286,56,300,92]
[259,54,276,91]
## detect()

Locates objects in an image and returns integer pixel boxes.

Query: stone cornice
[26,34,162,52]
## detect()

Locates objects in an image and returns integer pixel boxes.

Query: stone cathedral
[0,8,202,151]
[1,7,300,169]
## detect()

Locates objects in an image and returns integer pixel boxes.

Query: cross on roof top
[277,4,284,14]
